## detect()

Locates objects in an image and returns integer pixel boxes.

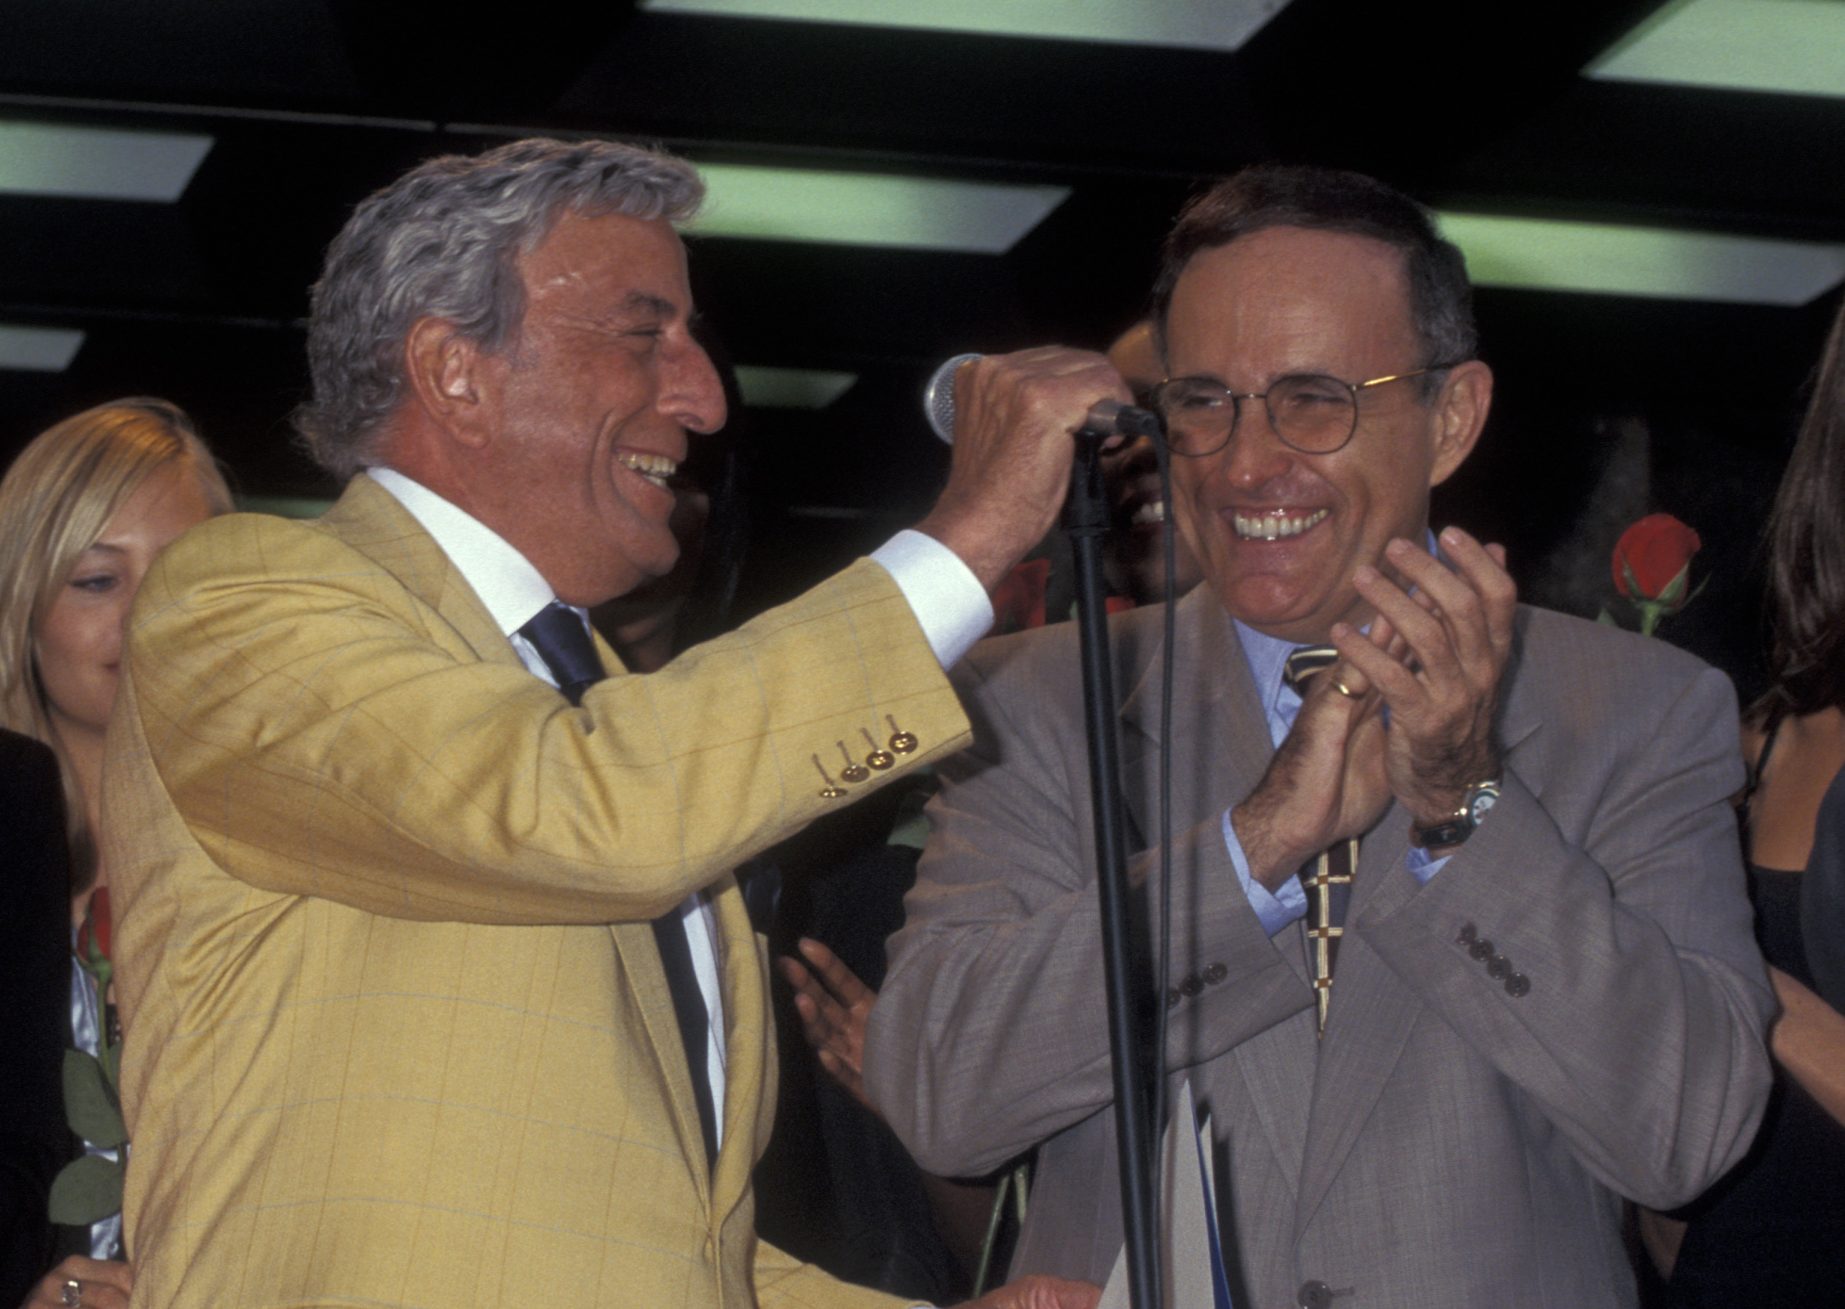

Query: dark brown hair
[1150,163,1478,373]
[1754,295,1845,721]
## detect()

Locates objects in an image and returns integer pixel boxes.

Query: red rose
[1612,514,1701,608]
[989,558,1052,634]
[77,886,113,966]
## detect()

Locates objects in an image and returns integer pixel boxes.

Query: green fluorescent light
[1436,212,1845,306]
[734,365,858,408]
[1586,0,1845,99]
[690,163,1067,253]
[0,121,213,201]
[644,0,1287,50]
[0,323,84,371]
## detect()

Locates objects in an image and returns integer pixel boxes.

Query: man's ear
[405,317,497,450]
[1428,360,1493,488]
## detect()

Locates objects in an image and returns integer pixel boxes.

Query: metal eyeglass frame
[1149,364,1458,457]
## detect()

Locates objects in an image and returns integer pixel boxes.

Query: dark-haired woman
[1649,300,1845,1305]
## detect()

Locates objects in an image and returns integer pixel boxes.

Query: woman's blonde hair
[0,398,233,887]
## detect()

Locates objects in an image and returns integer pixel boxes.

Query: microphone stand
[1064,415,1161,1309]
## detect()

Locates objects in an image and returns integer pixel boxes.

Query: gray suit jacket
[866,586,1774,1309]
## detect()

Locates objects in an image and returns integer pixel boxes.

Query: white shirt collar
[367,467,559,637]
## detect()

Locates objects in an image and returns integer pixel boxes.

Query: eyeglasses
[1149,366,1452,457]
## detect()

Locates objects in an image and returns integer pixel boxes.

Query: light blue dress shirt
[1221,619,1446,937]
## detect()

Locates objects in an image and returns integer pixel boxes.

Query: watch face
[1466,786,1500,825]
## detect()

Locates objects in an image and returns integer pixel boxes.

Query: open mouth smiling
[1232,508,1329,541]
[616,451,678,491]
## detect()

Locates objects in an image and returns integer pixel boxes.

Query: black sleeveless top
[1662,720,1845,1306]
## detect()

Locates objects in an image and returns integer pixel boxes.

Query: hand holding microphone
[924,353,1161,445]
[915,347,1143,592]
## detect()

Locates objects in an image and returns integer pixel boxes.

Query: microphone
[922,352,1162,445]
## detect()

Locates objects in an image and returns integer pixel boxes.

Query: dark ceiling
[3,0,1841,674]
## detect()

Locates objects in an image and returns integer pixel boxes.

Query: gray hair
[297,137,705,478]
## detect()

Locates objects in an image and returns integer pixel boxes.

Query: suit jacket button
[1487,955,1511,979]
[1469,938,1493,961]
[1298,1280,1333,1309]
[1457,922,1478,945]
[1166,987,1182,1009]
[1180,974,1203,997]
[1505,973,1531,997]
[1202,963,1228,985]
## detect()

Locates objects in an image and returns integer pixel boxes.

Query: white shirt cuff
[1221,808,1307,937]
[871,529,995,669]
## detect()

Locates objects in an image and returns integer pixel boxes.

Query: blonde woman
[0,400,230,1309]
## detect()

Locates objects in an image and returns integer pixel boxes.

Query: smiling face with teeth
[466,209,727,606]
[1161,225,1489,644]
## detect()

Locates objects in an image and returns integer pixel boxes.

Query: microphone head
[923,352,983,444]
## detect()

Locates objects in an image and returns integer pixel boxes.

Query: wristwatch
[1412,779,1501,849]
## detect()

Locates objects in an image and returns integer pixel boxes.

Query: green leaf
[62,1049,127,1148]
[48,1154,124,1226]
[1596,607,1618,627]
[1656,563,1692,609]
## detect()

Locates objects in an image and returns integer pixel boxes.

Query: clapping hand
[1334,527,1514,839]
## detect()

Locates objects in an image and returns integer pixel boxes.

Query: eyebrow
[72,542,128,561]
[619,292,679,319]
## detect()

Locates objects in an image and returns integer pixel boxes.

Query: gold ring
[1330,678,1359,699]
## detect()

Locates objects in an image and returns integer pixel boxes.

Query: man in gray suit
[864,166,1774,1308]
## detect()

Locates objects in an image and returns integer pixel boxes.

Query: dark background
[3,0,1841,696]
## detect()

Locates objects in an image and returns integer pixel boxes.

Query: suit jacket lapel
[612,917,714,1208]
[708,877,765,1219]
[585,625,729,1213]
[1294,616,1547,1233]
[320,474,527,672]
[1118,589,1319,1191]
[326,476,724,1206]
[1119,588,1270,864]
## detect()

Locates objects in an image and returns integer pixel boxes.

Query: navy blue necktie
[517,602,719,1163]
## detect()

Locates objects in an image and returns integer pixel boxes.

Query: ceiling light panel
[643,0,1288,51]
[0,323,85,372]
[734,366,859,408]
[1438,212,1845,306]
[690,163,1068,253]
[0,121,214,202]
[1586,0,1845,100]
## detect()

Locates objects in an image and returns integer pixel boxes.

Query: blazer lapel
[1119,588,1270,863]
[1293,613,1548,1234]
[610,919,714,1209]
[708,876,766,1221]
[1294,807,1419,1236]
[320,474,527,672]
[1118,589,1319,1192]
[328,477,727,1204]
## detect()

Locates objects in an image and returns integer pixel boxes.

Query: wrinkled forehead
[1162,227,1418,374]
[516,209,693,311]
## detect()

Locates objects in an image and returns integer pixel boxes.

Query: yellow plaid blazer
[105,475,967,1308]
